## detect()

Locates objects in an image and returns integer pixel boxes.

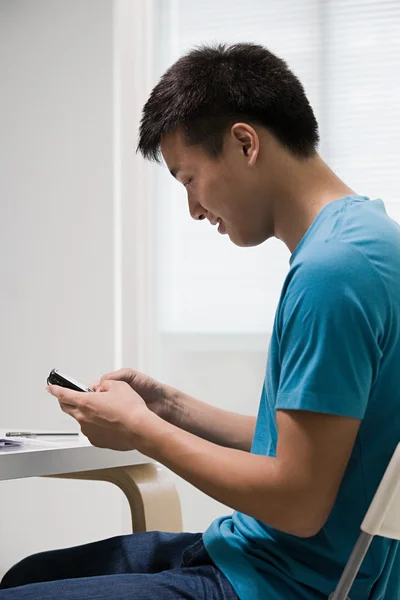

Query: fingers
[47,385,87,407]
[47,386,93,427]
[91,378,112,391]
[98,379,127,392]
[58,399,83,422]
[99,368,135,387]
[90,368,138,391]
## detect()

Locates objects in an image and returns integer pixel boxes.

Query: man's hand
[93,368,256,451]
[92,368,174,422]
[47,379,150,451]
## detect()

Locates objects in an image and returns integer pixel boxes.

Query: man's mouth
[208,216,226,234]
[217,218,226,235]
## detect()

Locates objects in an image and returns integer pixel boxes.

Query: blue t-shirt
[203,195,400,600]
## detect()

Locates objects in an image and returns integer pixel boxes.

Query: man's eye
[183,178,193,188]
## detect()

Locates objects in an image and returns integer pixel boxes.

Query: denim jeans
[0,531,239,599]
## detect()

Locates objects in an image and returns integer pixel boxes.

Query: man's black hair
[137,42,319,163]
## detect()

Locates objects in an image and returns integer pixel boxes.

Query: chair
[329,442,400,600]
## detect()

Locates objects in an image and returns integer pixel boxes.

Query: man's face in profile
[161,127,274,248]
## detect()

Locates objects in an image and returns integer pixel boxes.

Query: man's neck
[272,154,356,253]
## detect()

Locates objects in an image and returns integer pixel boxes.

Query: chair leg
[45,463,183,533]
[329,531,373,600]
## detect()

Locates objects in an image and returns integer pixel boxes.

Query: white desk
[0,430,182,533]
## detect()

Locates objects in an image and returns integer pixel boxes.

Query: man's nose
[188,196,206,221]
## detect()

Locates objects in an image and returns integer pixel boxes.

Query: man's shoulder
[280,239,388,326]
[288,240,378,294]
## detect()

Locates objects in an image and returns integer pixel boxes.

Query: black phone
[47,369,93,393]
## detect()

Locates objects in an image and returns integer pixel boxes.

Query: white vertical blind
[154,0,400,334]
[325,0,400,221]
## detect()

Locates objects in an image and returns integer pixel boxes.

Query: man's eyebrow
[169,167,180,179]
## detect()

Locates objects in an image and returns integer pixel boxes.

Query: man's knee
[0,554,43,590]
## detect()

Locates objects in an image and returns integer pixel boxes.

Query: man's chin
[228,230,267,248]
[230,237,254,248]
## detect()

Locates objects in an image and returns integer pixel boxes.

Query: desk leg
[46,464,183,533]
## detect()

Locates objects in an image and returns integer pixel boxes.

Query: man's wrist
[131,407,171,458]
[162,385,185,428]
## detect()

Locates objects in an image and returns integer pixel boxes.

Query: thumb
[100,368,135,387]
[98,379,115,392]
[98,379,128,393]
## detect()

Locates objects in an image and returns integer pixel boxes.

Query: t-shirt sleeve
[276,242,386,419]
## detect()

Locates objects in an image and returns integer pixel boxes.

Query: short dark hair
[137,42,319,163]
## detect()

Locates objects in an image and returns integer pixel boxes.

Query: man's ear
[231,123,259,166]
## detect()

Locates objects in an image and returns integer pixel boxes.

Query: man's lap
[0,531,238,599]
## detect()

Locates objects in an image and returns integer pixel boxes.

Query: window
[154,0,400,336]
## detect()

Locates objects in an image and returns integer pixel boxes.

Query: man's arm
[50,378,360,536]
[165,385,256,452]
[96,369,256,453]
[134,405,360,538]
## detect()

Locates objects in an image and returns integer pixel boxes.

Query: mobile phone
[47,369,93,393]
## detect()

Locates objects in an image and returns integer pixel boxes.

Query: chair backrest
[329,442,400,600]
[362,442,400,540]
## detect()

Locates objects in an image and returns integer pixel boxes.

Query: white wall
[0,0,270,577]
[0,0,133,576]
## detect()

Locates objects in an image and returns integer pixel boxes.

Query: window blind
[154,0,400,334]
[324,0,400,219]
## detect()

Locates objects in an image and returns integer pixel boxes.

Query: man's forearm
[164,385,256,452]
[134,410,318,538]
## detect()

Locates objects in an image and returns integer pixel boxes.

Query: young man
[1,42,400,599]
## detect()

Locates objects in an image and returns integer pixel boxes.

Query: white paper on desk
[0,438,22,447]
